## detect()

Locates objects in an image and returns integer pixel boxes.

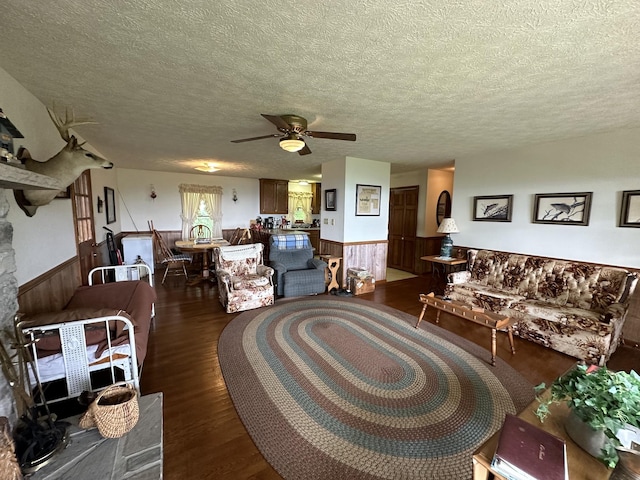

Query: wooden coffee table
[415,292,516,366]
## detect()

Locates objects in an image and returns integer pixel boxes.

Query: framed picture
[620,190,640,227]
[325,189,337,211]
[356,184,381,216]
[473,195,513,222]
[105,186,116,224]
[533,192,592,226]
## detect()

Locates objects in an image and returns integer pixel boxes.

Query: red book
[491,413,568,480]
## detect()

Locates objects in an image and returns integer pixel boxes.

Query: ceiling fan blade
[305,131,356,141]
[261,114,292,131]
[298,144,312,156]
[231,134,282,143]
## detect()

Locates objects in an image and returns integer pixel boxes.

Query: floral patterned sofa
[445,249,638,365]
[213,244,275,313]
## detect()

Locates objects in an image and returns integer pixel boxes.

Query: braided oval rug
[218,297,534,480]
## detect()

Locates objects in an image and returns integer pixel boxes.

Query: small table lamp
[436,218,459,258]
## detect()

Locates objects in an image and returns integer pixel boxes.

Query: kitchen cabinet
[310,182,322,214]
[260,178,288,214]
[304,229,320,251]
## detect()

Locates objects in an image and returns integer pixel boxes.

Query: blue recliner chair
[268,234,327,297]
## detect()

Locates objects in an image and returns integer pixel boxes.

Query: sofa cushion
[269,248,313,271]
[510,300,612,334]
[447,283,525,312]
[232,274,270,290]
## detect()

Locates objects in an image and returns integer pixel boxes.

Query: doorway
[387,186,419,272]
[72,171,98,284]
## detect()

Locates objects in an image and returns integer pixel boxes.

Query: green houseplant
[534,364,640,468]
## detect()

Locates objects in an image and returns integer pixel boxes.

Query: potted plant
[534,364,640,468]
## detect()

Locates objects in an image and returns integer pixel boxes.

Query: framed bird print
[619,190,640,227]
[533,192,592,226]
[473,195,513,222]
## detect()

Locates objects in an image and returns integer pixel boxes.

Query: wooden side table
[472,390,611,479]
[319,255,342,292]
[420,255,467,277]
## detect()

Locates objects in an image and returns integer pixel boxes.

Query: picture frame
[325,189,337,211]
[533,192,592,226]
[619,190,640,228]
[105,186,116,224]
[356,184,381,216]
[473,194,513,222]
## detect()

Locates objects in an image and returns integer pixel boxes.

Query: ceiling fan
[231,114,356,155]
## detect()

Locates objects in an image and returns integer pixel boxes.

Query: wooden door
[72,171,98,285]
[388,186,419,271]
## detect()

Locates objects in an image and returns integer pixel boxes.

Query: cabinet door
[274,180,288,214]
[311,183,322,214]
[260,179,289,214]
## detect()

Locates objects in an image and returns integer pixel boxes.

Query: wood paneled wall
[17,257,82,315]
[319,239,387,287]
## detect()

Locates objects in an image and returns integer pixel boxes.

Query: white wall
[426,169,454,237]
[452,127,640,268]
[1,67,85,284]
[322,157,390,243]
[320,158,347,242]
[116,169,260,232]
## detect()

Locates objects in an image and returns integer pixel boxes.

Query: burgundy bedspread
[65,280,157,365]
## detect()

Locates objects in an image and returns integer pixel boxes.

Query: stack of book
[491,414,568,480]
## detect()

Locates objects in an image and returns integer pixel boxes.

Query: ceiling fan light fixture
[279,135,305,153]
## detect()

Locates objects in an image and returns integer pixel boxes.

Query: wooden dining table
[175,239,230,284]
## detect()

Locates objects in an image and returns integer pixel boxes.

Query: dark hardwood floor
[140,274,640,480]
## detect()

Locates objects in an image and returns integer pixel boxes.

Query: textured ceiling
[1,1,639,181]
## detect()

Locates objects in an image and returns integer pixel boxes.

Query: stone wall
[0,189,18,425]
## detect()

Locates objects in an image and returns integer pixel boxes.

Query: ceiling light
[298,181,309,186]
[279,135,305,153]
[195,162,219,173]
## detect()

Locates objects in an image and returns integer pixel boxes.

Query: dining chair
[151,228,192,284]
[189,224,212,243]
[229,228,251,245]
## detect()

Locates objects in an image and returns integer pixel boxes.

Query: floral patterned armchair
[212,244,274,313]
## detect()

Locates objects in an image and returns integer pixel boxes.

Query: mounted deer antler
[46,106,97,142]
[14,106,114,217]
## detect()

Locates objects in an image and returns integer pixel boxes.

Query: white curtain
[287,192,313,224]
[179,184,223,239]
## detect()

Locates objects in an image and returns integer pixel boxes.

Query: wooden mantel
[0,162,62,190]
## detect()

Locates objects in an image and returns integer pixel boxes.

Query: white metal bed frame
[19,264,155,405]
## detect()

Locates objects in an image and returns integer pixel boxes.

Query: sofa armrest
[269,261,287,274]
[447,270,471,284]
[602,303,626,323]
[308,258,328,270]
[257,265,274,278]
[217,270,232,287]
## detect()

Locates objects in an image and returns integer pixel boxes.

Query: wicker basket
[79,383,139,438]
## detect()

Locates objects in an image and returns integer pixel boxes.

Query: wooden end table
[472,389,611,480]
[320,255,342,292]
[420,255,467,277]
[415,292,516,366]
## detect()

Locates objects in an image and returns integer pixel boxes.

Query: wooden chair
[189,224,211,242]
[151,228,192,284]
[229,228,251,245]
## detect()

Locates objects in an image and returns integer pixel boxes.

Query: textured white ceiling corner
[1,0,639,180]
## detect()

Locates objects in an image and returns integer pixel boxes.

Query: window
[179,184,223,239]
